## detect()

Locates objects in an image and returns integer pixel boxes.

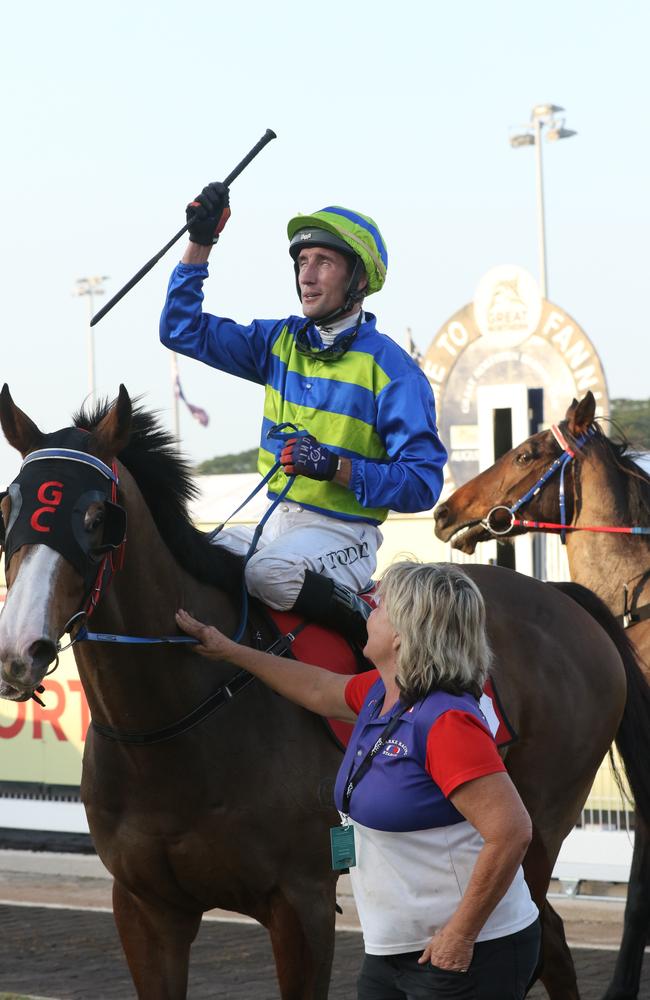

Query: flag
[174,373,209,428]
[405,327,423,364]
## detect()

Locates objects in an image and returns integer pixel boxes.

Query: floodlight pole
[533,115,548,299]
[510,104,576,302]
[74,276,109,405]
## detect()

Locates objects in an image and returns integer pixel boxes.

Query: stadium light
[509,104,577,298]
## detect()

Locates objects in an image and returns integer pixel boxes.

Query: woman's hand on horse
[176,609,235,660]
[177,609,356,721]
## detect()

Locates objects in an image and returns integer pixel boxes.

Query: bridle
[480,422,650,545]
[1,446,220,739]
[1,446,127,642]
[9,448,129,646]
[481,423,597,545]
[478,422,650,629]
[1,444,299,743]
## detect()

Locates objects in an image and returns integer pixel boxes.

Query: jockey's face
[297,246,355,321]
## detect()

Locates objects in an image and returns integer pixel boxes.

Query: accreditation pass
[330,815,356,870]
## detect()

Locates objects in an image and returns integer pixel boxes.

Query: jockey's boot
[293,569,371,648]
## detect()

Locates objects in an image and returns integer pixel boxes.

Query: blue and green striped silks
[160,263,447,526]
[259,325,392,522]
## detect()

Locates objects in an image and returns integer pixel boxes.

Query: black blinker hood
[1,428,126,582]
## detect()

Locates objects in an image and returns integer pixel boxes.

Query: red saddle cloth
[266,606,516,751]
[267,608,363,749]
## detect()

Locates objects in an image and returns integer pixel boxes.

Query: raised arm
[176,609,357,723]
[182,243,212,265]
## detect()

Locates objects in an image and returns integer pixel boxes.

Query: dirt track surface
[0,903,649,1000]
[0,853,648,998]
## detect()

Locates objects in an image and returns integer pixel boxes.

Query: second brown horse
[435,391,650,1000]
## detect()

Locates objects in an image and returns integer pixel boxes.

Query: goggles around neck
[294,312,362,362]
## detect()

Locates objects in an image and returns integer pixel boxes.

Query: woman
[176,561,540,999]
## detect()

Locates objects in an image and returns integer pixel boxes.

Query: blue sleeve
[159,262,284,384]
[348,370,447,513]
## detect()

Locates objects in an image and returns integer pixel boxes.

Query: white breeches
[212,500,382,610]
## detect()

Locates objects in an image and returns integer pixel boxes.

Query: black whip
[90,128,277,327]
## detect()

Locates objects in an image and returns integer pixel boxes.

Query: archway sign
[422,265,609,491]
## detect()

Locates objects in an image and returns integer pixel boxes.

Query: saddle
[264,593,375,751]
[262,602,515,753]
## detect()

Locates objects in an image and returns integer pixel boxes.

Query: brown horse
[1,385,650,1000]
[434,391,650,1000]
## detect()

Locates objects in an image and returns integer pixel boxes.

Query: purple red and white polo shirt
[334,671,538,955]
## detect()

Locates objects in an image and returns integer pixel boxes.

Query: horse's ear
[90,385,132,460]
[0,384,45,457]
[566,391,596,436]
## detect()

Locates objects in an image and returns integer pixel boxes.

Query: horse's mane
[573,419,650,525]
[607,436,650,525]
[73,399,244,594]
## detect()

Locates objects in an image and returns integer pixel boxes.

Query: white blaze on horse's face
[0,545,62,699]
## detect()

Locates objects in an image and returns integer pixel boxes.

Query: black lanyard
[342,702,409,815]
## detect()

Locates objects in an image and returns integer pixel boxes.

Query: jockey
[160,183,447,644]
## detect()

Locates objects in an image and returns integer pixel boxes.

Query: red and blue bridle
[481,424,597,545]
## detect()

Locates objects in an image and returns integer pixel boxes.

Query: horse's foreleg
[537,901,581,1000]
[602,815,650,1000]
[264,879,337,1000]
[112,879,202,1000]
[522,828,580,1000]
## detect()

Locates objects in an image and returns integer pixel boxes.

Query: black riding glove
[186,182,231,246]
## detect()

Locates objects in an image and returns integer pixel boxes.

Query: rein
[92,669,256,745]
[508,519,650,536]
[89,623,309,745]
[207,421,300,643]
[53,421,300,652]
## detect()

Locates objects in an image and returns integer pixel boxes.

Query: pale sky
[0,0,648,487]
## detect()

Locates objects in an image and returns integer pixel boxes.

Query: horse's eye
[85,507,104,533]
[515,451,532,466]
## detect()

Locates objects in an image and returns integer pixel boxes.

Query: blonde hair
[377,561,492,703]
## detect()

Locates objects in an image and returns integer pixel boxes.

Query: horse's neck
[565,451,650,615]
[74,478,242,729]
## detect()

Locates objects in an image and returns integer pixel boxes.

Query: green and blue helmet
[288,206,388,325]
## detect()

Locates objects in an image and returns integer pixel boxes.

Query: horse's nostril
[434,505,448,522]
[28,639,58,671]
[8,659,24,681]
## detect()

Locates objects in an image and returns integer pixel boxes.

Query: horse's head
[434,392,597,553]
[0,385,131,700]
